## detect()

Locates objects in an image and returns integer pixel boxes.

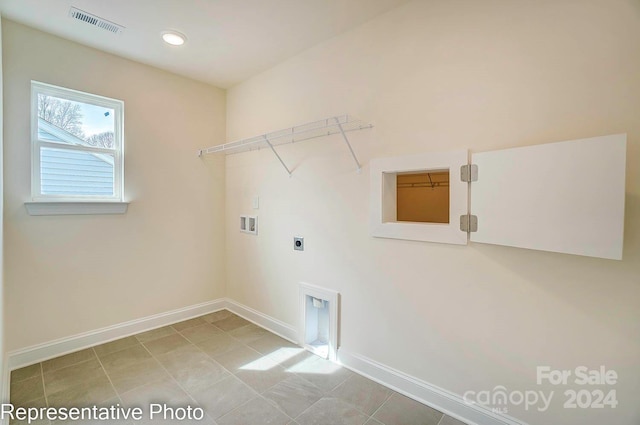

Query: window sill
[25,202,129,216]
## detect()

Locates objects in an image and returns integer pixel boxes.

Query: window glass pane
[37,94,115,149]
[40,147,114,196]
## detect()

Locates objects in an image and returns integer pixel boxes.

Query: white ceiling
[0,0,411,88]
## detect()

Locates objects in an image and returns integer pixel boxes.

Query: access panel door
[470,134,627,260]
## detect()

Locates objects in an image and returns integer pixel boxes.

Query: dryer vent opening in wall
[305,296,329,357]
[300,283,339,361]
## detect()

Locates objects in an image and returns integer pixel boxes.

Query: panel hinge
[460,214,478,233]
[460,164,478,182]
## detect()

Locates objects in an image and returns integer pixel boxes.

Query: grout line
[436,413,445,425]
[175,322,247,381]
[93,338,140,358]
[138,343,196,397]
[209,323,224,333]
[139,340,220,423]
[326,375,352,393]
[329,373,354,394]
[249,363,299,421]
[215,396,260,422]
[178,316,297,422]
[292,394,324,421]
[169,316,208,334]
[41,357,94,376]
[285,355,395,423]
[138,330,230,424]
[256,392,296,422]
[148,317,234,419]
[368,391,394,422]
[185,324,281,421]
[39,363,49,408]
[290,362,358,420]
[175,324,224,345]
[92,347,126,407]
[33,310,388,424]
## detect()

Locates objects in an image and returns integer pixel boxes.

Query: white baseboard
[1,359,8,425]
[6,298,226,371]
[224,298,298,344]
[223,300,526,425]
[337,349,528,425]
[5,297,527,425]
[1,357,9,403]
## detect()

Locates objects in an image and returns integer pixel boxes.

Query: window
[31,81,124,202]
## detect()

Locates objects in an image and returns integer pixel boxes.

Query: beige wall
[2,20,227,351]
[226,1,640,424]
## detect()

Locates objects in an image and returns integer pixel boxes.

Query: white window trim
[25,202,129,216]
[30,81,125,208]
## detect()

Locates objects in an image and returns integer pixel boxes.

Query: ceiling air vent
[68,7,124,34]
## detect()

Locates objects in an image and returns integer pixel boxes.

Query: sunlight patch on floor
[265,347,305,365]
[240,347,307,371]
[239,355,279,371]
[286,353,341,375]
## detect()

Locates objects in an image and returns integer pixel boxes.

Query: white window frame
[30,81,124,203]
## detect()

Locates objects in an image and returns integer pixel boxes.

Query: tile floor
[10,310,467,425]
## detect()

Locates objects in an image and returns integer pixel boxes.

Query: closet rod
[397,182,450,188]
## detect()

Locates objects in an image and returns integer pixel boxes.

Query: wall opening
[396,171,450,223]
[382,169,450,224]
[304,296,330,358]
[299,283,339,361]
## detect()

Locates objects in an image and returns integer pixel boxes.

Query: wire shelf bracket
[198,115,372,175]
[263,135,293,176]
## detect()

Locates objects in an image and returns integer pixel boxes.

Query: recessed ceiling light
[161,31,186,46]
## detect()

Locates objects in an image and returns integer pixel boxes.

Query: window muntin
[31,81,123,201]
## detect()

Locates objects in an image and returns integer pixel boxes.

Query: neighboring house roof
[38,118,114,165]
[38,117,114,196]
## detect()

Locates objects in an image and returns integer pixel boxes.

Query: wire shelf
[199,115,372,156]
[198,115,372,176]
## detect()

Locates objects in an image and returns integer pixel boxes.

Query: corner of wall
[0,12,8,410]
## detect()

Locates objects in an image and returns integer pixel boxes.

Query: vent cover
[68,7,124,34]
